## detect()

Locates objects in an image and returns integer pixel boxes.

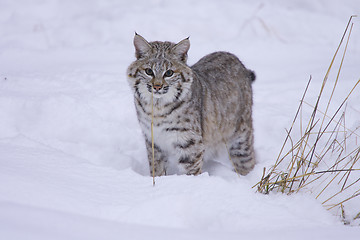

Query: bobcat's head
[127,33,193,105]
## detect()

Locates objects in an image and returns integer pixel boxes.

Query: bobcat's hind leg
[229,128,255,175]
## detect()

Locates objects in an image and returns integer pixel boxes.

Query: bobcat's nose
[153,84,163,91]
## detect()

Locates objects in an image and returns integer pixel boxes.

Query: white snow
[1,0,360,239]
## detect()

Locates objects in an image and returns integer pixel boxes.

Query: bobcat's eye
[164,70,174,78]
[145,68,154,76]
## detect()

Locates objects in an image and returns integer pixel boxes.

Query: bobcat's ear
[172,37,190,62]
[134,33,151,59]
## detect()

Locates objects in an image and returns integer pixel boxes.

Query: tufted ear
[133,33,151,59]
[172,37,190,62]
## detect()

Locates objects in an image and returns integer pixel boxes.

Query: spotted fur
[127,33,256,176]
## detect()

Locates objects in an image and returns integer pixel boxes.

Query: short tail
[249,70,256,82]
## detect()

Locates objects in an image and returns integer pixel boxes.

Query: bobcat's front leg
[175,138,204,175]
[145,139,167,176]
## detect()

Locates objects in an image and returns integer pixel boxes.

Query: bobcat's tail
[249,70,256,82]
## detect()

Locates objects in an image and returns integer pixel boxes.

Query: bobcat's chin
[148,87,181,104]
[146,89,169,98]
[152,92,166,99]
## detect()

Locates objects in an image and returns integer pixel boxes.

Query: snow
[1,0,360,239]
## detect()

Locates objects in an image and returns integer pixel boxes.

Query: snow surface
[1,0,360,239]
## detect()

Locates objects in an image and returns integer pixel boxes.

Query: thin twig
[151,89,155,186]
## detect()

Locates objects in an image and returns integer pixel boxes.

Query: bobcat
[127,33,256,176]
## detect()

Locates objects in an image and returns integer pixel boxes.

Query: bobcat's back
[191,52,255,148]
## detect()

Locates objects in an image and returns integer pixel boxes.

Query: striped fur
[127,33,256,176]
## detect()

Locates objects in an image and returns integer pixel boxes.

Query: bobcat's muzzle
[151,78,167,92]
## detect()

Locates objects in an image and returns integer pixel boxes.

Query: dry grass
[254,15,360,225]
